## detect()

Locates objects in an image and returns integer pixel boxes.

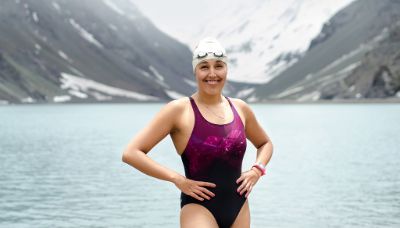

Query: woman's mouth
[204,79,221,85]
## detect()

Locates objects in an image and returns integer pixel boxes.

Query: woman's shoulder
[153,97,190,126]
[228,97,251,109]
[227,97,254,117]
[162,97,191,113]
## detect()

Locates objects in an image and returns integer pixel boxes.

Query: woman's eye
[201,66,208,69]
[215,65,223,68]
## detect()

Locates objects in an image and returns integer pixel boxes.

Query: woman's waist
[187,170,241,189]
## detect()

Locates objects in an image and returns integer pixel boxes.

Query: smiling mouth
[204,79,222,84]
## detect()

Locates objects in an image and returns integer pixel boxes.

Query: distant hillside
[253,0,400,102]
[0,0,197,104]
[2,0,399,104]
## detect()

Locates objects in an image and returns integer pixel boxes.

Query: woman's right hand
[173,175,216,201]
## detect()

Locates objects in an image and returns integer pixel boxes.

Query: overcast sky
[129,0,232,45]
[128,0,354,50]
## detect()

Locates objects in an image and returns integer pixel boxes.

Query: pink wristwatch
[252,163,266,176]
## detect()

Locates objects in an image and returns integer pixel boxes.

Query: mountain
[0,0,199,104]
[2,0,398,104]
[253,0,400,101]
[190,0,355,84]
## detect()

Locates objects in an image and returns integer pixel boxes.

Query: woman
[122,37,273,228]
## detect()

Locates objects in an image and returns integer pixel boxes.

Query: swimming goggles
[196,51,225,59]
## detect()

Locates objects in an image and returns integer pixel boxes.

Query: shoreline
[1,98,399,106]
[253,98,400,104]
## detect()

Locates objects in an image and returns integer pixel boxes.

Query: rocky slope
[253,0,400,101]
[0,0,196,104]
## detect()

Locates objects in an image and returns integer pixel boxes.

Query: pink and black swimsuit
[180,96,247,228]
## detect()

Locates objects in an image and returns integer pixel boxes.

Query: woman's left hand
[236,168,261,198]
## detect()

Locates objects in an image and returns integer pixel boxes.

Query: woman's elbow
[122,150,130,163]
[122,147,146,163]
[122,147,136,163]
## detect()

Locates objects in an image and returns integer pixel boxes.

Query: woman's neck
[195,91,224,106]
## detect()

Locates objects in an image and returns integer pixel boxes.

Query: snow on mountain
[103,0,126,16]
[60,73,159,102]
[0,0,197,104]
[253,0,400,101]
[189,0,355,83]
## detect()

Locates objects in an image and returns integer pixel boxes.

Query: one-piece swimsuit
[180,96,247,228]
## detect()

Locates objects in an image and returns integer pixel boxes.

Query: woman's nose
[209,67,217,76]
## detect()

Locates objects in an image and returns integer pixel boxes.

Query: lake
[0,103,399,227]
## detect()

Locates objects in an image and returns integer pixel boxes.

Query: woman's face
[194,59,227,95]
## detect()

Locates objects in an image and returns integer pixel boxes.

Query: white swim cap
[192,37,228,72]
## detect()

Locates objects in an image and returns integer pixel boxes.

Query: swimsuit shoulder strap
[224,96,240,119]
[188,96,203,120]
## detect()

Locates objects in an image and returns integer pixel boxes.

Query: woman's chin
[202,87,223,95]
[196,80,225,95]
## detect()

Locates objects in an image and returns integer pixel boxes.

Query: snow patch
[52,2,60,11]
[165,90,186,99]
[103,0,125,16]
[148,66,170,88]
[53,95,71,103]
[88,91,112,101]
[68,66,84,77]
[21,97,35,103]
[68,90,88,99]
[184,78,197,87]
[319,48,366,76]
[317,61,361,85]
[275,86,304,98]
[34,43,41,54]
[237,87,255,98]
[108,24,118,31]
[137,68,151,79]
[69,19,103,48]
[32,12,39,23]
[149,65,164,81]
[0,100,9,105]
[60,72,159,101]
[246,95,259,102]
[297,91,321,102]
[58,50,72,63]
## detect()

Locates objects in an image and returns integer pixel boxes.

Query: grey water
[0,103,399,228]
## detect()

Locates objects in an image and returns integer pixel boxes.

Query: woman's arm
[242,101,273,168]
[122,100,181,182]
[234,99,274,197]
[122,99,216,201]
